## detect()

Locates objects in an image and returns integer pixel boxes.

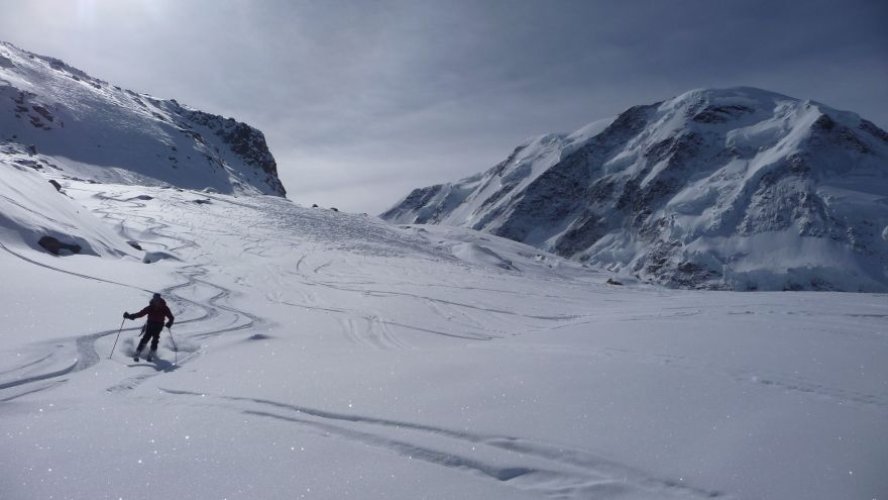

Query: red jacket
[132,298,174,324]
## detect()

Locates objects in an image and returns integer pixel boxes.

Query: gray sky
[2,0,886,213]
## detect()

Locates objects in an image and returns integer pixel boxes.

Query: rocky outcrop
[167,103,286,196]
[38,235,81,255]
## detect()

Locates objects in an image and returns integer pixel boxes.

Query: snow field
[1,181,886,499]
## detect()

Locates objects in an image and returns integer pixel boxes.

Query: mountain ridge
[0,40,285,197]
[382,87,888,291]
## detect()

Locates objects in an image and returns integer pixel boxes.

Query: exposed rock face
[382,88,888,291]
[0,41,286,196]
[167,103,286,196]
[38,235,81,255]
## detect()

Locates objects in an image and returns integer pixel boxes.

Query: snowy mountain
[0,40,285,197]
[382,87,888,291]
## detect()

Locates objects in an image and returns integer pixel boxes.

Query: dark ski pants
[136,321,164,353]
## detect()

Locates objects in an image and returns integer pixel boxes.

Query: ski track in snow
[160,388,724,499]
[284,253,505,344]
[279,252,590,345]
[92,193,263,393]
[0,239,152,394]
[0,189,262,397]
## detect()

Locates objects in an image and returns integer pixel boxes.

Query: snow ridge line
[0,353,53,377]
[0,379,67,403]
[160,387,725,499]
[0,360,77,391]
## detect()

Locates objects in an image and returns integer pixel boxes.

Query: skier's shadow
[127,358,179,372]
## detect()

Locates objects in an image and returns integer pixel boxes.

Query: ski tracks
[91,190,266,393]
[104,268,261,394]
[337,313,407,350]
[160,388,724,500]
[283,252,589,348]
[0,188,265,399]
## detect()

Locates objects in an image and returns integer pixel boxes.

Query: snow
[382,116,619,231]
[0,157,136,257]
[1,178,887,500]
[382,87,888,291]
[0,41,284,197]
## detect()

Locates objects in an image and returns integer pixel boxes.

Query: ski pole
[168,327,178,365]
[109,318,126,359]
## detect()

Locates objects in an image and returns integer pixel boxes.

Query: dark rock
[38,236,81,255]
[691,104,753,123]
[14,159,42,170]
[554,213,607,256]
[606,278,623,286]
[142,251,178,264]
[31,104,54,122]
[178,109,286,196]
[812,114,836,131]
[859,119,888,143]
[48,179,62,191]
[381,185,444,223]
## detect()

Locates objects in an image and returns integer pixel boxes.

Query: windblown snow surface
[1,174,887,500]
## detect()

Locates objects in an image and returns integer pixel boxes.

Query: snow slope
[0,155,138,257]
[0,40,285,196]
[1,178,886,500]
[382,87,888,292]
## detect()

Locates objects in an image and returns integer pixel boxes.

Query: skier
[124,293,175,362]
